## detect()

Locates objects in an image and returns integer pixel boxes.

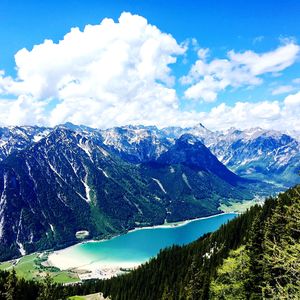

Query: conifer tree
[185,256,205,299]
[37,273,57,300]
[4,269,17,300]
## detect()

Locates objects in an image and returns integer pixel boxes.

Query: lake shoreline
[0,211,238,282]
[46,212,237,279]
[52,211,236,254]
[128,211,238,232]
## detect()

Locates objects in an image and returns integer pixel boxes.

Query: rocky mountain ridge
[0,124,257,260]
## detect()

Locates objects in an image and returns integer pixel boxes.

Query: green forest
[0,185,299,299]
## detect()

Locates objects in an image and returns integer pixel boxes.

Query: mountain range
[0,123,299,260]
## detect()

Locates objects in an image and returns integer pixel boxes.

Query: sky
[0,0,300,131]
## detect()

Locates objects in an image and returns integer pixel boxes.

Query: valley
[0,123,274,261]
[0,122,299,287]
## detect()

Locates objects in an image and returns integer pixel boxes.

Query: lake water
[50,213,237,269]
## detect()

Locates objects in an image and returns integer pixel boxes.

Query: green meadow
[0,253,79,284]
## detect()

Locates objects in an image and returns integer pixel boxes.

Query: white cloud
[272,85,295,95]
[253,36,264,44]
[182,43,300,102]
[0,12,299,133]
[284,91,300,107]
[293,78,300,84]
[0,12,186,128]
[281,91,300,131]
[197,48,209,60]
[228,43,299,75]
[199,91,300,131]
[0,96,47,126]
[200,101,281,130]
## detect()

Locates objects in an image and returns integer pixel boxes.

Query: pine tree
[185,256,205,299]
[210,246,250,299]
[37,273,57,300]
[4,269,18,300]
[262,187,300,298]
[161,286,174,300]
[246,212,266,298]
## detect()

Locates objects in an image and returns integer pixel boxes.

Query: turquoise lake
[66,213,237,266]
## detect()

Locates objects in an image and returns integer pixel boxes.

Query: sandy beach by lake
[47,212,237,280]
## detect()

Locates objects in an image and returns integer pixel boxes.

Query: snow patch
[56,193,70,207]
[26,160,38,190]
[78,139,93,161]
[82,173,92,203]
[49,224,55,232]
[48,162,64,180]
[98,167,109,178]
[16,211,26,256]
[152,178,167,194]
[0,174,7,240]
[128,129,150,144]
[182,173,192,189]
[29,232,34,243]
[0,140,7,147]
[239,157,259,166]
[132,202,143,214]
[222,155,234,165]
[98,146,110,157]
[0,216,4,239]
[64,155,79,175]
[33,134,44,142]
[17,242,26,256]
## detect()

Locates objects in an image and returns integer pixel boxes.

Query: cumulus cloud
[182,43,300,102]
[0,12,299,132]
[0,12,186,128]
[198,91,300,131]
[284,91,300,107]
[0,96,47,126]
[200,101,282,130]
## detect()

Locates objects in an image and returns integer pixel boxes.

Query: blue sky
[0,0,300,130]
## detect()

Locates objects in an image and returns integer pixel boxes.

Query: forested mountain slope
[0,127,252,261]
[0,123,298,262]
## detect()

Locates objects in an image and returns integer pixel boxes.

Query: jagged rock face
[101,124,300,187]
[3,123,297,188]
[101,125,171,163]
[0,126,50,161]
[202,128,300,188]
[100,124,300,186]
[0,125,254,260]
[0,128,170,259]
[0,123,299,260]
